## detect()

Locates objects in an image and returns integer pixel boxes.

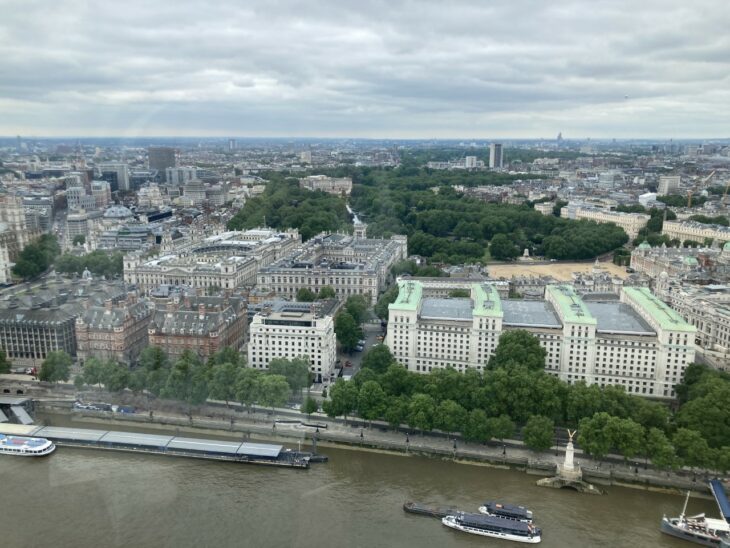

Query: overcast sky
[1,0,729,138]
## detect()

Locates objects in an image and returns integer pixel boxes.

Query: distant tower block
[489,143,503,169]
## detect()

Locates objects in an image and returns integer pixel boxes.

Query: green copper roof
[388,280,422,312]
[472,283,503,318]
[546,284,596,325]
[724,241,730,251]
[638,241,651,250]
[622,287,696,333]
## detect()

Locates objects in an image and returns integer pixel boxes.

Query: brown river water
[0,416,715,548]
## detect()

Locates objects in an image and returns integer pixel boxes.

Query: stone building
[0,276,130,366]
[124,228,300,292]
[560,203,650,239]
[248,300,338,382]
[631,241,730,280]
[256,233,408,305]
[298,175,352,196]
[148,295,247,360]
[75,294,153,365]
[387,280,695,399]
[662,220,730,246]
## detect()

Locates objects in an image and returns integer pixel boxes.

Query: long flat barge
[403,501,459,518]
[0,425,310,469]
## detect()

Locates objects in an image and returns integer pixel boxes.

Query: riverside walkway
[35,397,713,495]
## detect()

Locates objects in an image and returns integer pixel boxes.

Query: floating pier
[403,501,459,519]
[0,425,313,469]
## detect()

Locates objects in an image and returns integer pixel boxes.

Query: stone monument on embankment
[536,429,604,494]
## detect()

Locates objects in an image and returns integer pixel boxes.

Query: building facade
[247,300,337,382]
[561,203,650,239]
[75,295,152,364]
[654,277,730,371]
[148,296,247,360]
[386,280,695,398]
[256,233,408,305]
[125,228,301,291]
[658,175,681,196]
[0,277,130,366]
[298,175,353,196]
[662,220,730,245]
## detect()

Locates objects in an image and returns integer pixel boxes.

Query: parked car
[358,339,366,345]
[354,345,364,352]
[344,360,353,367]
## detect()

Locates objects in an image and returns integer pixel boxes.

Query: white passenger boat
[0,434,55,456]
[442,512,542,543]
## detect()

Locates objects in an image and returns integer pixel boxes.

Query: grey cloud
[1,0,729,137]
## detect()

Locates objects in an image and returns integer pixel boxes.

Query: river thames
[0,424,715,548]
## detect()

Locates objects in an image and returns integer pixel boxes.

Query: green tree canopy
[375,284,399,319]
[296,288,316,302]
[39,350,72,383]
[235,368,261,410]
[323,379,359,422]
[302,396,319,416]
[357,380,387,423]
[463,409,492,443]
[317,286,336,299]
[334,311,362,352]
[487,414,515,442]
[13,234,60,280]
[578,412,614,460]
[268,357,311,396]
[361,345,396,375]
[522,415,555,452]
[208,361,239,406]
[434,399,467,436]
[488,330,547,372]
[344,295,369,325]
[673,428,711,469]
[384,395,410,429]
[408,393,436,433]
[645,427,677,470]
[490,234,520,261]
[257,374,290,410]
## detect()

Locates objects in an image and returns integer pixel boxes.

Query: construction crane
[687,170,716,207]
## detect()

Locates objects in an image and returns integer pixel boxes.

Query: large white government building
[560,203,650,239]
[661,220,730,246]
[124,228,300,291]
[386,280,695,399]
[256,233,408,305]
[247,300,337,382]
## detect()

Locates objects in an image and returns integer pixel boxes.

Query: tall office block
[489,143,503,169]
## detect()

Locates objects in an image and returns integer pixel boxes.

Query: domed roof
[103,205,133,218]
[638,241,651,250]
[723,241,730,251]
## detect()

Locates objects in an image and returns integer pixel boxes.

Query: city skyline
[2,0,729,139]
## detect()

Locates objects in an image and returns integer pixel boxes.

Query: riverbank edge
[35,403,711,498]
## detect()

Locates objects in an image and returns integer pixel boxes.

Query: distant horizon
[3,135,730,143]
[3,1,729,140]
